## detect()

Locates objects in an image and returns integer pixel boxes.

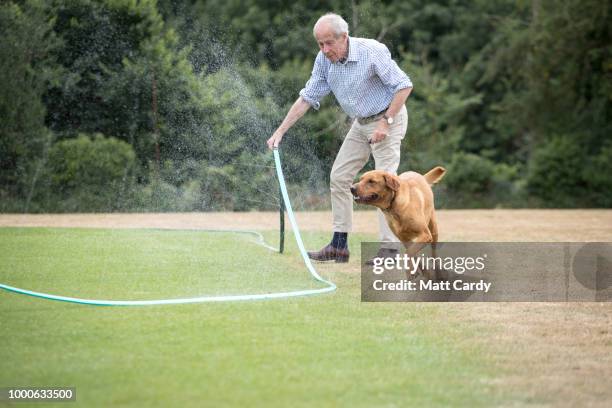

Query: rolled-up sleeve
[299,52,331,110]
[373,44,413,94]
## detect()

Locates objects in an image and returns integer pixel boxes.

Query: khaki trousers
[330,104,408,242]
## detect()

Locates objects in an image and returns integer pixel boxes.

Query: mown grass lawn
[1,227,508,407]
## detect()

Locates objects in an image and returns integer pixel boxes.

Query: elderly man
[267,12,413,263]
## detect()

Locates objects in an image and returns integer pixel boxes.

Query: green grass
[0,228,320,299]
[0,227,507,407]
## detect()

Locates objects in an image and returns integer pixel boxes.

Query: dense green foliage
[1,0,610,211]
[44,134,136,211]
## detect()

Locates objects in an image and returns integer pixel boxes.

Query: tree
[0,0,61,207]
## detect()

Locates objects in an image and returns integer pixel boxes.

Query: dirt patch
[2,209,612,241]
[1,209,612,406]
[456,302,612,407]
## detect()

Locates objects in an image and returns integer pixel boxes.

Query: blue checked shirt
[299,37,413,118]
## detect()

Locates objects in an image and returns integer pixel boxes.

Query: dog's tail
[423,166,446,185]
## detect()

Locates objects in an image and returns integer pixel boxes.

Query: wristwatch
[383,114,394,125]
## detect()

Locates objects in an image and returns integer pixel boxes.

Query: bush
[45,134,136,211]
[445,152,496,194]
[583,143,612,207]
[441,152,526,208]
[130,177,184,212]
[197,165,239,211]
[126,153,280,212]
[527,135,587,207]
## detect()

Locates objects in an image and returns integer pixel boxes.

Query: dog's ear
[384,174,401,191]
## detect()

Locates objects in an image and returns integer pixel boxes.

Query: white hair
[313,13,349,38]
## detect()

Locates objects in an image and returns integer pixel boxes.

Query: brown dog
[350,167,446,245]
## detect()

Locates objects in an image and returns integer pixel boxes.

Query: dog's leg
[413,229,439,281]
[429,214,438,244]
[401,230,434,280]
[428,216,443,280]
[413,229,433,244]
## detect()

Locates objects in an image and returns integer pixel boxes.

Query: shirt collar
[337,36,357,65]
[346,37,358,62]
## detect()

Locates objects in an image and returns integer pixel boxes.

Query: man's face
[314,24,348,63]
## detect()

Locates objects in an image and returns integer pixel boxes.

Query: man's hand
[370,119,390,144]
[267,131,284,150]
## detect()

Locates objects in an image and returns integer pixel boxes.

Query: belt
[356,107,388,125]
